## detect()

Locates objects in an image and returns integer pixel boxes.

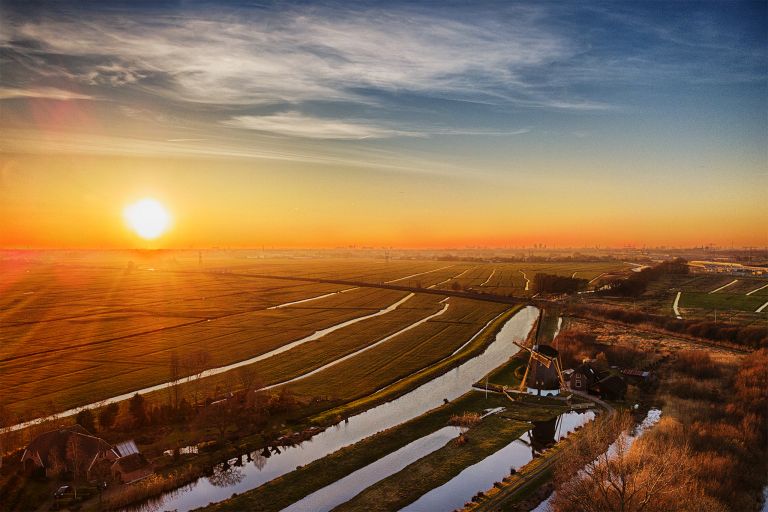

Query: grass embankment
[311,304,522,424]
[203,391,512,512]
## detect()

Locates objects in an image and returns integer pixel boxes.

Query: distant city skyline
[1,0,766,248]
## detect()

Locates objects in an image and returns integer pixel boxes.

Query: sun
[124,198,171,240]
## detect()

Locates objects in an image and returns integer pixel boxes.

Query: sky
[0,0,766,249]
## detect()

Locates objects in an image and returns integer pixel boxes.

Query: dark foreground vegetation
[551,349,768,512]
[532,273,588,294]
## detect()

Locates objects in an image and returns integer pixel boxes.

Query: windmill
[513,311,567,395]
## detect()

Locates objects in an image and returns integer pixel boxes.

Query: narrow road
[672,291,683,319]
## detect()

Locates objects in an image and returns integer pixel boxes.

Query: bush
[673,351,721,379]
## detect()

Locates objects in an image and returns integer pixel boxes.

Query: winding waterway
[128,306,539,512]
[400,411,595,512]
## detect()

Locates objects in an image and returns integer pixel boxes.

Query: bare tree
[551,413,727,512]
[168,351,183,409]
[186,350,212,405]
[0,404,13,469]
[236,365,262,395]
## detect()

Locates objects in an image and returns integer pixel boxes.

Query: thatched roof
[22,426,116,472]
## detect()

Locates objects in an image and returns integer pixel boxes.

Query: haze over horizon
[1,0,766,249]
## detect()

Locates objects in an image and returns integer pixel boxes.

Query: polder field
[585,270,768,326]
[0,253,630,424]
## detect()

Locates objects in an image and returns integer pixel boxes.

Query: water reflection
[208,464,245,488]
[400,410,595,512]
[124,306,539,512]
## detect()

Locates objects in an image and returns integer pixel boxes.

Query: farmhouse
[21,425,117,479]
[568,361,628,400]
[569,363,598,392]
[111,439,153,483]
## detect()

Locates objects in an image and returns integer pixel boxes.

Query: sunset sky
[1,0,766,249]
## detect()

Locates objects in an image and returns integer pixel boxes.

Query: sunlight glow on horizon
[0,1,764,249]
[123,198,171,240]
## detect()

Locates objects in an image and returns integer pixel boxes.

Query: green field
[679,292,766,313]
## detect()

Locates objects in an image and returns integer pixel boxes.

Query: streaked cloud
[223,112,420,139]
[0,87,94,101]
[0,5,577,107]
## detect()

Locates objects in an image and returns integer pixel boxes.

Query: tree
[75,409,96,433]
[128,393,147,427]
[551,413,726,512]
[0,404,13,469]
[199,400,233,440]
[186,350,212,405]
[98,403,119,431]
[168,351,183,410]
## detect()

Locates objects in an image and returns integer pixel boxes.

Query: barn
[111,453,153,484]
[21,425,117,479]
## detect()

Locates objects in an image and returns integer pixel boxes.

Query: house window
[575,376,582,388]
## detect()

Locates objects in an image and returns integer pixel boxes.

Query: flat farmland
[679,292,766,312]
[221,258,465,284]
[134,292,507,407]
[431,262,631,295]
[281,297,510,402]
[595,272,768,323]
[0,258,466,420]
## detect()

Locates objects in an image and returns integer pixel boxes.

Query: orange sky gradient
[1,2,765,250]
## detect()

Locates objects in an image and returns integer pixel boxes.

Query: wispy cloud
[223,112,420,139]
[0,87,94,101]
[0,5,577,107]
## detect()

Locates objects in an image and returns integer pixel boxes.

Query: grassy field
[0,258,468,419]
[130,295,510,413]
[0,256,634,422]
[589,272,768,324]
[432,262,631,296]
[679,291,766,312]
